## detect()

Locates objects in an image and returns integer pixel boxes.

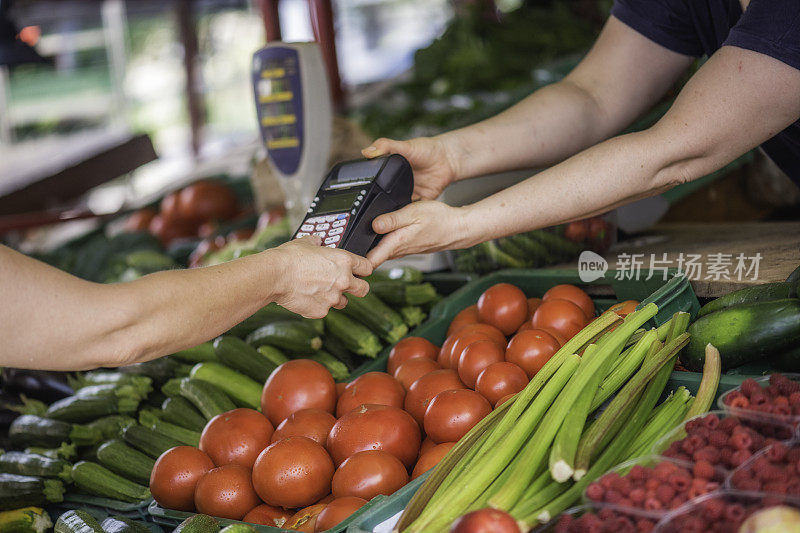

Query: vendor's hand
[362,137,457,200]
[366,200,473,267]
[270,236,372,318]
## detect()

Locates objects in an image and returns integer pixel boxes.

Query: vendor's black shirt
[612,0,800,186]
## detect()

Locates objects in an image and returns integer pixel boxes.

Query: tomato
[160,192,184,222]
[412,442,456,480]
[327,404,421,468]
[394,358,441,391]
[287,503,327,533]
[516,321,534,334]
[404,369,467,426]
[588,216,613,251]
[331,450,408,500]
[457,340,505,388]
[447,305,480,337]
[542,284,595,320]
[178,180,238,224]
[563,220,589,242]
[243,504,293,528]
[252,436,334,509]
[199,408,273,468]
[197,221,218,238]
[477,283,528,335]
[505,329,561,379]
[606,300,639,318]
[271,408,336,446]
[450,509,521,533]
[423,389,492,444]
[150,446,214,511]
[336,372,405,417]
[450,324,506,359]
[228,228,254,242]
[526,298,543,320]
[314,496,368,532]
[336,382,347,397]
[475,362,528,406]
[149,214,195,246]
[531,299,587,341]
[438,334,459,369]
[419,437,437,457]
[494,393,516,409]
[194,464,261,520]
[124,208,157,233]
[387,337,439,375]
[261,359,336,426]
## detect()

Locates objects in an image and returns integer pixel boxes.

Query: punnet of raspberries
[729,441,800,496]
[585,459,721,513]
[660,412,792,470]
[723,373,800,419]
[657,497,799,533]
[554,507,658,533]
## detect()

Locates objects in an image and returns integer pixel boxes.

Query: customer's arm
[0,238,371,370]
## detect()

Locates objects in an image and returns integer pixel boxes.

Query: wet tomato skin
[150,446,214,512]
[199,408,274,468]
[271,408,336,446]
[457,339,505,388]
[542,284,595,320]
[412,442,456,480]
[286,503,327,533]
[477,283,528,335]
[194,464,261,520]
[404,370,467,426]
[423,389,492,444]
[475,362,528,406]
[394,358,442,390]
[331,450,409,501]
[387,337,439,375]
[336,372,405,417]
[450,508,521,533]
[531,299,588,341]
[261,359,336,426]
[447,305,480,337]
[505,329,562,379]
[242,504,293,528]
[314,496,368,532]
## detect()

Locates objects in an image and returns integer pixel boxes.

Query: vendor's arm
[366,45,800,265]
[0,238,371,370]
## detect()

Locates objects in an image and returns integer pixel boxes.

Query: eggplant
[1,369,73,403]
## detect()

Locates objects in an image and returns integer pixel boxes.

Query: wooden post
[176,0,205,156]
[308,0,344,110]
[258,0,282,42]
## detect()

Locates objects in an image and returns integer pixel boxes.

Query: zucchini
[118,357,180,385]
[0,474,64,510]
[189,363,261,410]
[161,396,207,431]
[69,372,151,392]
[99,516,151,533]
[366,267,423,284]
[23,442,76,461]
[697,281,798,317]
[121,424,181,458]
[310,351,350,380]
[246,321,322,354]
[370,281,438,306]
[139,410,201,446]
[10,416,101,448]
[173,514,219,533]
[684,298,800,371]
[161,378,183,398]
[323,310,382,358]
[322,334,358,371]
[54,510,102,533]
[342,292,408,343]
[179,378,236,419]
[257,345,289,366]
[213,336,278,382]
[219,525,256,533]
[74,382,151,401]
[71,461,151,502]
[96,439,155,484]
[85,415,136,440]
[226,303,300,338]
[6,396,48,417]
[172,342,218,363]
[400,306,426,328]
[0,507,52,533]
[0,452,71,482]
[45,395,139,423]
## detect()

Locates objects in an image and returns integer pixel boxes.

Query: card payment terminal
[293,155,413,257]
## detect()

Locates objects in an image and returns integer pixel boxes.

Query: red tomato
[494,393,516,409]
[539,327,567,347]
[531,299,587,341]
[123,208,156,232]
[419,437,437,457]
[451,324,506,356]
[287,503,327,533]
[199,408,274,468]
[228,228,254,242]
[450,509,521,533]
[543,284,595,320]
[261,360,336,426]
[336,372,405,417]
[243,504,293,528]
[516,321,534,334]
[526,298,543,320]
[447,305,480,337]
[588,217,613,251]
[336,382,347,397]
[252,436,334,509]
[194,464,261,520]
[327,404,421,468]
[563,220,589,242]
[331,450,408,500]
[150,446,214,511]
[447,331,502,373]
[387,337,439,375]
[393,358,442,390]
[197,221,218,238]
[475,362,528,406]
[505,329,561,379]
[438,334,459,369]
[314,496,368,532]
[457,340,505,388]
[178,180,238,224]
[423,390,492,444]
[271,408,336,446]
[404,370,467,426]
[477,283,528,336]
[412,442,456,480]
[606,300,639,318]
[160,192,184,222]
[149,214,195,246]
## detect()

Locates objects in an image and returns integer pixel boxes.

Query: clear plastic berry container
[653,489,800,533]
[651,410,794,471]
[725,441,800,501]
[717,373,800,428]
[582,455,725,515]
[531,503,661,533]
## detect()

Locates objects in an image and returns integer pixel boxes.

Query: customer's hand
[362,137,458,200]
[271,237,372,318]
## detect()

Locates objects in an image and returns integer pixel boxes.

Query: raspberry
[612,475,632,495]
[725,503,746,522]
[635,519,655,533]
[724,390,743,404]
[751,392,769,406]
[729,431,752,450]
[708,431,728,447]
[693,460,715,480]
[703,498,725,520]
[693,446,720,464]
[586,482,604,501]
[653,461,677,479]
[763,481,789,494]
[605,489,623,504]
[643,497,662,511]
[685,419,702,432]
[702,413,720,429]
[731,448,752,467]
[628,464,648,481]
[612,516,635,533]
[693,426,711,440]
[719,447,734,466]
[718,417,740,432]
[629,487,646,504]
[554,515,572,533]
[645,478,660,491]
[668,472,691,491]
[597,508,615,520]
[741,378,761,398]
[670,495,687,508]
[681,435,705,454]
[654,484,676,504]
[774,396,790,407]
[600,472,620,489]
[735,477,762,491]
[787,448,800,463]
[789,391,800,406]
[705,481,720,492]
[729,396,751,409]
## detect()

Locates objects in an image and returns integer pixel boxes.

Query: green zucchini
[179,378,236,419]
[189,363,261,410]
[310,351,350,380]
[121,424,181,459]
[69,372,152,392]
[226,303,300,338]
[96,439,155,484]
[23,442,76,461]
[697,281,798,317]
[323,310,382,358]
[171,342,218,363]
[684,298,800,371]
[370,281,438,306]
[6,396,48,417]
[161,378,183,398]
[0,474,64,510]
[45,395,139,423]
[54,510,102,533]
[246,320,322,354]
[71,461,151,502]
[366,267,423,284]
[139,410,201,446]
[74,382,151,401]
[322,334,358,371]
[85,415,136,440]
[99,516,151,533]
[161,396,207,431]
[118,357,180,385]
[400,306,426,327]
[213,336,278,382]
[10,416,101,448]
[0,506,52,533]
[342,292,408,343]
[219,525,256,533]
[0,452,71,482]
[173,514,219,533]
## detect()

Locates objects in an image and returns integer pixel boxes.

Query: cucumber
[45,395,139,423]
[171,342,218,363]
[71,461,151,502]
[189,363,261,410]
[179,378,236,419]
[219,525,256,533]
[370,281,438,306]
[0,474,64,510]
[697,281,798,317]
[257,345,289,366]
[139,409,201,446]
[0,452,71,482]
[323,310,382,358]
[161,397,207,431]
[684,298,800,371]
[96,439,155,484]
[99,516,151,533]
[342,292,408,344]
[85,415,136,440]
[55,510,103,533]
[10,416,101,448]
[310,351,350,380]
[213,336,278,382]
[173,514,219,533]
[121,424,181,459]
[246,321,322,354]
[0,506,52,533]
